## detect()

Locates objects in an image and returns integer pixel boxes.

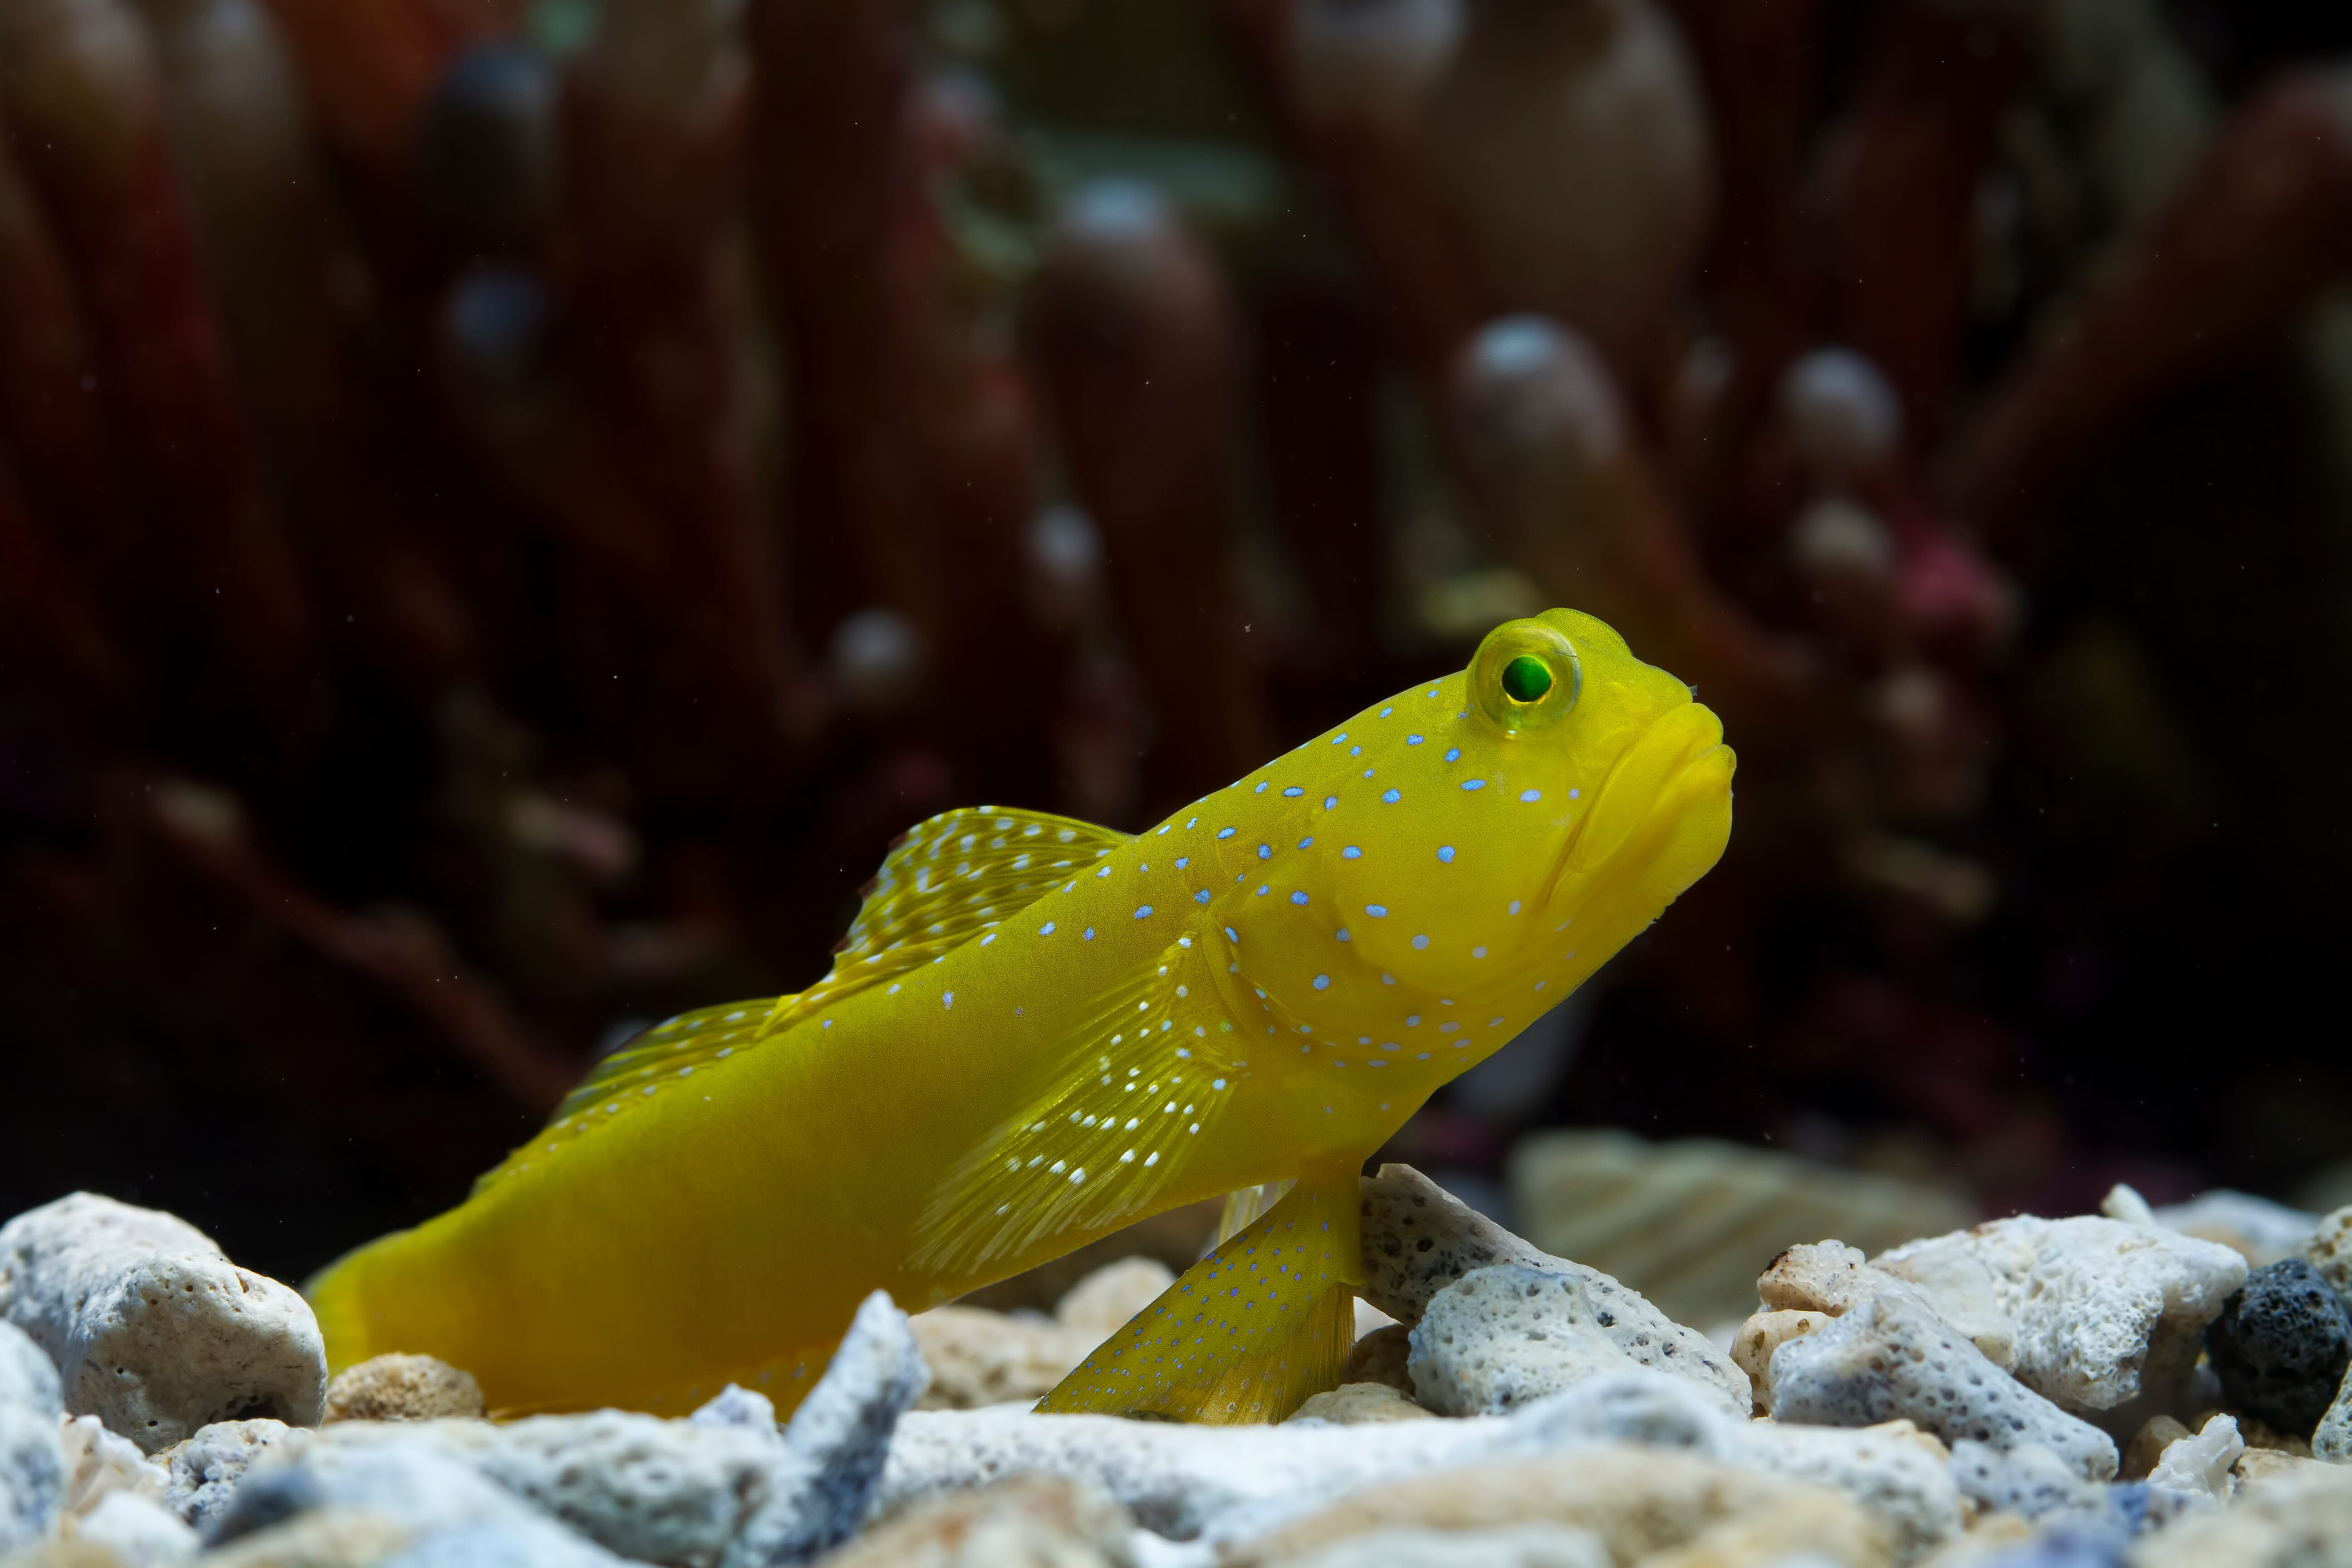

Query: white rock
[71,1489,199,1567]
[884,1371,1951,1558]
[1869,1243,2015,1369]
[2101,1183,2158,1225]
[61,1413,167,1515]
[755,1289,929,1563]
[155,1418,308,1529]
[1357,1166,1555,1327]
[210,1434,623,1568]
[2302,1204,2352,1298]
[2312,1361,2352,1464]
[1944,1441,2105,1521]
[0,1193,326,1451]
[688,1385,777,1432]
[2147,1412,2243,1501]
[1875,1216,2245,1415]
[1769,1287,2117,1481]
[469,1409,792,1568]
[2132,1456,2352,1567]
[2155,1191,2318,1268]
[1285,1522,1609,1568]
[1727,1420,1963,1564]
[2,1318,67,1555]
[1407,1264,1751,1419]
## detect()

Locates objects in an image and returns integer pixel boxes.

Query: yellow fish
[309,611,1734,1422]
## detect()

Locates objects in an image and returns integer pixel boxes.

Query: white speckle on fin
[906,934,1248,1275]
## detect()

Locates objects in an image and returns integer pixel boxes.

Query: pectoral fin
[1037,1163,1362,1423]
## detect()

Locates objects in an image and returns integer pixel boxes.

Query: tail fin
[1039,1163,1361,1423]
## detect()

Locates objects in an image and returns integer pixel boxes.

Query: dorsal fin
[470,805,1130,1194]
[769,805,1132,1027]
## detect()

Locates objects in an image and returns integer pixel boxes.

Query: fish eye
[1501,656,1552,704]
[1469,620,1581,734]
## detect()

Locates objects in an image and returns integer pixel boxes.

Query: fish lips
[1542,701,1735,918]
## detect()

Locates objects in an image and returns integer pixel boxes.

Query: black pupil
[1502,655,1553,704]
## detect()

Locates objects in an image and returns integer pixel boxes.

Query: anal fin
[1038,1163,1361,1423]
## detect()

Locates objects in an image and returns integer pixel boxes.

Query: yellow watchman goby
[306,609,1736,1422]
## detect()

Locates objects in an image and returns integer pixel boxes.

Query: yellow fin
[1038,1164,1362,1422]
[1214,1181,1295,1248]
[809,805,1130,1002]
[471,805,1125,1193]
[907,933,1249,1276]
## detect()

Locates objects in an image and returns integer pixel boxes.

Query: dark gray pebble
[2205,1258,2352,1437]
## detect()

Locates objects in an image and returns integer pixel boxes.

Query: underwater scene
[2,0,2352,1563]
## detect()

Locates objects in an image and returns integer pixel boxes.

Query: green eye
[1470,618,1581,733]
[1501,655,1553,704]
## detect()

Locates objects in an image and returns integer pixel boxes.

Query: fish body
[309,610,1735,1419]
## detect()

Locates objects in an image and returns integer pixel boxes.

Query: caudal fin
[1038,1164,1360,1422]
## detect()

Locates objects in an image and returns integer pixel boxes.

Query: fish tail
[1038,1162,1362,1423]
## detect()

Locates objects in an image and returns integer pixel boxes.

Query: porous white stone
[1875,1216,2246,1415]
[1768,1287,2117,1481]
[155,1418,308,1530]
[756,1289,929,1563]
[273,1291,924,1568]
[207,1433,623,1568]
[2313,1361,2352,1464]
[886,1371,1950,1559]
[2131,1458,2352,1567]
[1727,1420,1962,1564]
[688,1385,777,1432]
[2303,1205,2352,1298]
[1,1319,68,1555]
[1756,1242,1885,1317]
[1407,1263,1751,1419]
[1943,1441,2104,1521]
[322,1354,484,1424]
[71,1489,198,1567]
[2156,1191,2319,1268]
[1357,1166,1554,1326]
[1731,1310,1833,1412]
[469,1409,793,1568]
[1285,1383,1434,1426]
[1284,1522,1611,1568]
[0,1193,326,1452]
[60,1413,166,1516]
[2147,1412,2243,1501]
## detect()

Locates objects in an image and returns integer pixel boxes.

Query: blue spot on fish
[1298,837,1313,849]
[1290,891,1309,906]
[1217,827,1236,839]
[1365,904,1388,917]
[1445,747,1461,762]
[1438,846,1455,862]
[1462,779,1486,791]
[1412,935,1430,950]
[1520,789,1541,802]
[1381,789,1401,804]
[1224,926,1239,942]
[1336,928,1351,942]
[1194,890,1211,904]
[1083,928,1096,941]
[1258,844,1272,859]
[1282,787,1304,798]
[1040,921,1056,935]
[1313,975,1330,990]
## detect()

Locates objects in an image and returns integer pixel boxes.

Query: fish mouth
[1543,705,1735,914]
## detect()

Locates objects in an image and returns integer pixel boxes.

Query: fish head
[1295,609,1733,1034]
